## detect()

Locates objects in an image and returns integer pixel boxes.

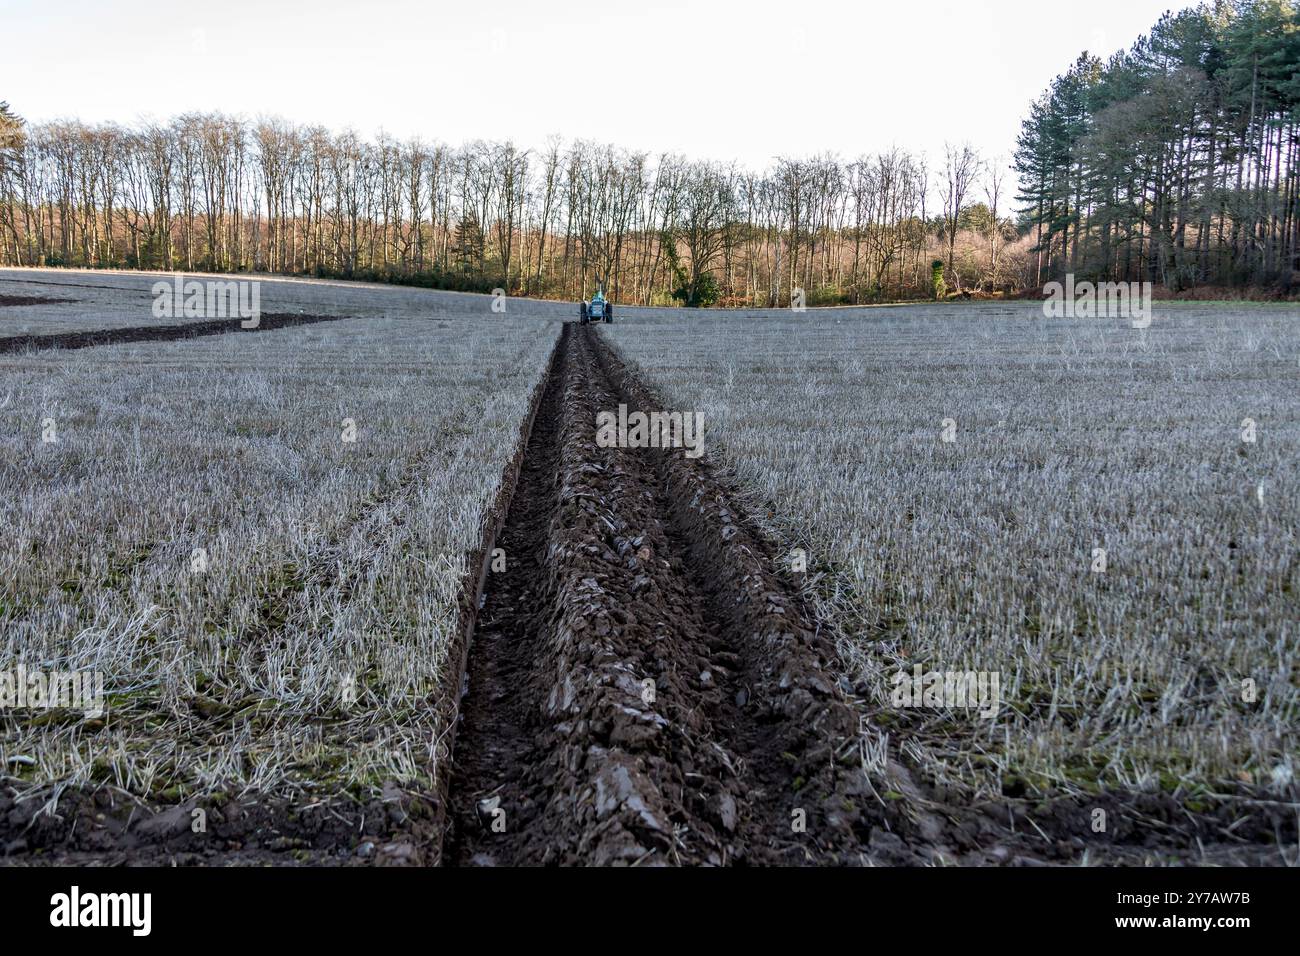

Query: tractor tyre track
[445,324,875,865]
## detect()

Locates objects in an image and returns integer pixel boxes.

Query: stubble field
[1,270,1295,865]
[605,304,1299,814]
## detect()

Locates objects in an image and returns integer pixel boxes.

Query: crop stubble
[3,282,1295,866]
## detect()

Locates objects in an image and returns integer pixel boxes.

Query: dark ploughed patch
[0,312,349,353]
[0,294,78,307]
[0,784,436,866]
[444,323,875,866]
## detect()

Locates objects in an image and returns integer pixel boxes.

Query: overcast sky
[6,0,1190,170]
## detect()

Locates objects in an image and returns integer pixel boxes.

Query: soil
[0,784,438,866]
[443,324,878,865]
[0,295,78,308]
[0,312,349,353]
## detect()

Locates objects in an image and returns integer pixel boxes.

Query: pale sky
[5,0,1191,171]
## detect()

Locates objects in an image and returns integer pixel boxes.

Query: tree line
[0,102,1028,305]
[3,1,1289,304]
[1015,0,1299,291]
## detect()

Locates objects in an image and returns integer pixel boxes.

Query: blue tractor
[579,283,614,324]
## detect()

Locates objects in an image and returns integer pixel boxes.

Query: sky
[4,0,1193,171]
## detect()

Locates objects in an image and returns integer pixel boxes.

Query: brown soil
[0,312,349,353]
[0,784,438,866]
[443,323,880,866]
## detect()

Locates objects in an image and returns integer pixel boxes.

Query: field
[0,271,559,862]
[606,305,1300,810]
[0,268,573,344]
[0,270,1296,865]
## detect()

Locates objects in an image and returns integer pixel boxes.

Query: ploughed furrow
[0,294,77,307]
[0,312,347,353]
[445,324,872,866]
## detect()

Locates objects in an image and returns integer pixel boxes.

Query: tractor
[578,283,614,324]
